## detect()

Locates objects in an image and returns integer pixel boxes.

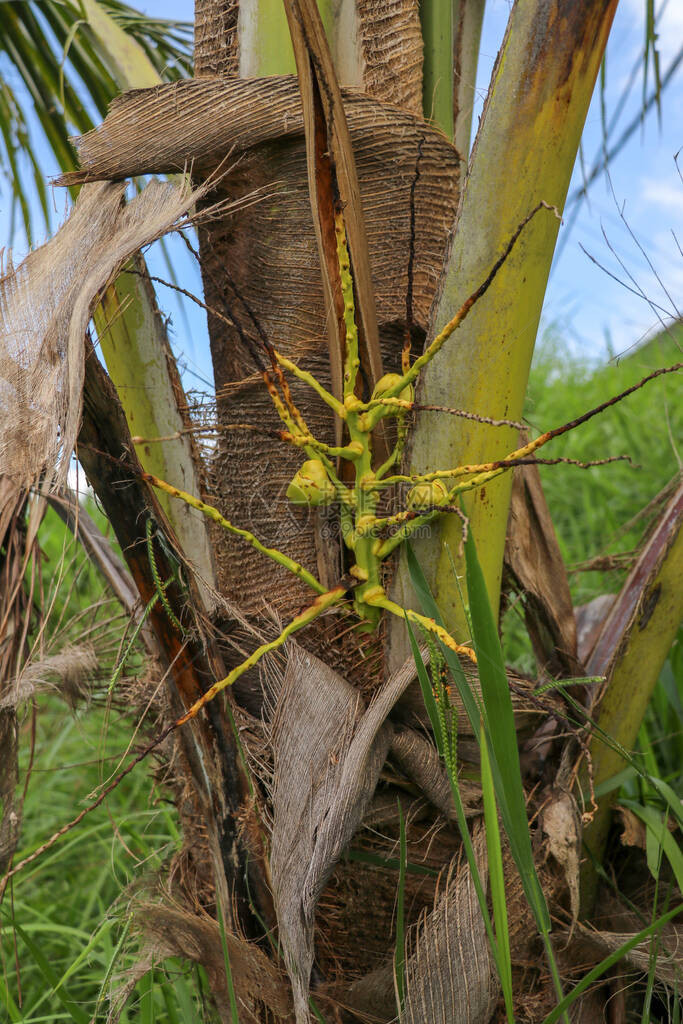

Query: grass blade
[645,776,683,830]
[163,960,199,1019]
[405,543,485,732]
[406,608,507,999]
[480,721,513,1019]
[53,916,114,993]
[309,996,327,1022]
[0,973,23,1023]
[620,801,683,894]
[1,911,89,1024]
[138,968,156,1024]
[406,618,444,755]
[91,914,133,1020]
[217,902,240,1023]
[463,528,551,934]
[541,904,683,1024]
[345,847,437,876]
[159,973,182,1024]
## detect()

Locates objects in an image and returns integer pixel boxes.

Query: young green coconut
[406,479,449,510]
[286,458,337,507]
[370,372,414,412]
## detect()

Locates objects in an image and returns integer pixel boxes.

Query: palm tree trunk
[187,1,621,1019]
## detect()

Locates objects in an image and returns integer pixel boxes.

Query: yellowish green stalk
[280,430,363,461]
[145,472,327,595]
[580,504,683,913]
[365,592,476,663]
[326,208,383,626]
[337,212,361,396]
[264,373,349,493]
[274,352,346,417]
[374,411,409,479]
[174,586,346,727]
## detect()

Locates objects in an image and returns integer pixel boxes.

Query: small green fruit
[371,373,414,410]
[287,459,336,507]
[406,479,448,510]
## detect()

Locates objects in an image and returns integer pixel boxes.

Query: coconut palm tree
[0,2,681,1022]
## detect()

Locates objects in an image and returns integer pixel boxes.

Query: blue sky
[1,0,681,392]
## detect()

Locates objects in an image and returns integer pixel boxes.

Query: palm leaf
[0,0,192,242]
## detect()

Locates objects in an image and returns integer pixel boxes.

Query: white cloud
[640,179,683,217]
[622,0,683,64]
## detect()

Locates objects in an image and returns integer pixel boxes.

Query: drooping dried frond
[505,459,581,678]
[0,177,211,493]
[5,644,98,710]
[108,898,292,1024]
[270,644,426,1021]
[578,904,683,989]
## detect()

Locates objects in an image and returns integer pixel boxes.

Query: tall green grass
[1,510,208,1023]
[1,694,210,1022]
[503,324,682,673]
[525,324,681,603]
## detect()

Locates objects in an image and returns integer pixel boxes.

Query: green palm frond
[97,0,192,77]
[0,0,192,244]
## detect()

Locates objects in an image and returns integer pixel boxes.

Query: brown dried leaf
[270,644,422,1021]
[586,479,683,677]
[284,0,384,417]
[505,461,580,676]
[0,179,208,492]
[616,806,647,850]
[109,901,292,1023]
[542,789,582,925]
[400,826,499,1024]
[575,593,615,665]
